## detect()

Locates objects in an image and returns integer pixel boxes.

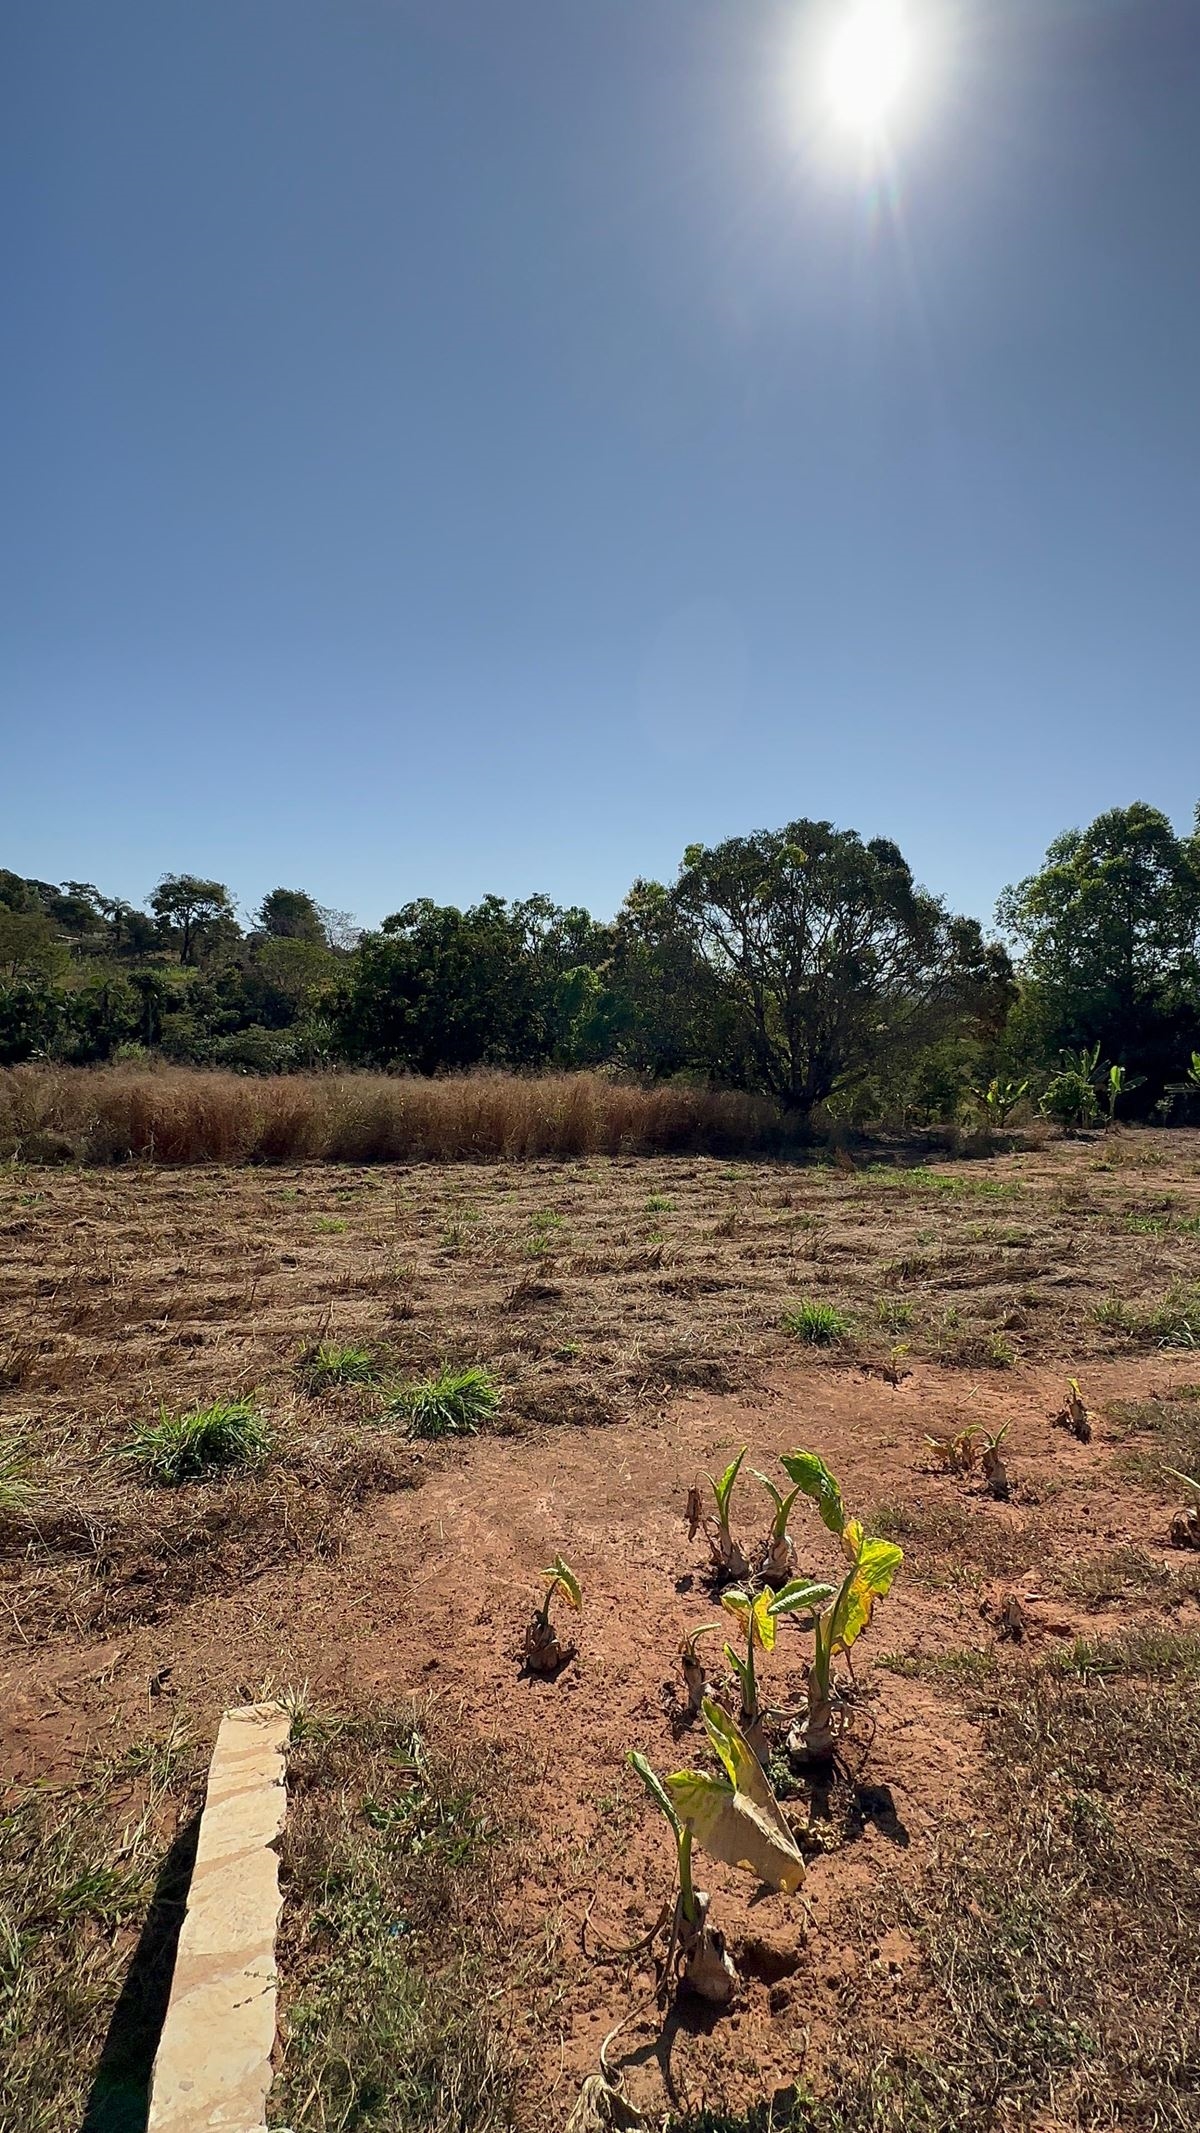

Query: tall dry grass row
[0,1065,780,1166]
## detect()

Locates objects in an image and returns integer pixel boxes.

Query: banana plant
[973,1077,1029,1129]
[629,1699,804,2005]
[686,1446,750,1580]
[1188,1051,1200,1094]
[778,1451,903,1760]
[523,1553,581,1674]
[753,1469,802,1582]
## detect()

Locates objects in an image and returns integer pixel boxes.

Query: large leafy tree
[149,874,239,965]
[256,886,327,946]
[671,821,1004,1116]
[335,895,610,1071]
[997,802,1200,1093]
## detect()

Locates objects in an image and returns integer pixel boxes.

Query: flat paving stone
[147,1701,290,2133]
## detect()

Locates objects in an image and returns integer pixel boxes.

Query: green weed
[783,1298,851,1345]
[121,1398,270,1484]
[385,1366,501,1439]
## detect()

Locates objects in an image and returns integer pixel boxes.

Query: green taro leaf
[779,1451,846,1538]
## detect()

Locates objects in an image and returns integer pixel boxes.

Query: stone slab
[147,1701,291,2133]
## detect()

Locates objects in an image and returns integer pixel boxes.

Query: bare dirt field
[3,1131,1200,2133]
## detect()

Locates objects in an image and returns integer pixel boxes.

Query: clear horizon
[4,1,1199,933]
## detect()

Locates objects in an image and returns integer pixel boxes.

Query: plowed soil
[2,1130,1200,2128]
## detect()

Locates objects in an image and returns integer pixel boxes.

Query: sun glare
[822,0,918,143]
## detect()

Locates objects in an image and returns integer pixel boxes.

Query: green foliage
[673,820,1012,1116]
[298,1341,379,1393]
[998,801,1200,1106]
[386,1366,501,1438]
[783,1298,851,1346]
[121,1398,270,1483]
[1039,1044,1103,1127]
[0,1428,40,1520]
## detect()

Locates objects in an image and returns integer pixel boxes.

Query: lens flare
[823,0,916,140]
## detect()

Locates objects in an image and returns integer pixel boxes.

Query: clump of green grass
[313,1215,348,1235]
[644,1193,674,1213]
[1095,1284,1200,1348]
[878,1646,998,1686]
[0,1428,40,1521]
[875,1296,914,1331]
[298,1340,379,1394]
[121,1398,271,1484]
[783,1297,851,1345]
[385,1366,500,1439]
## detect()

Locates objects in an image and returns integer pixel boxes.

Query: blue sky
[3,1,1198,931]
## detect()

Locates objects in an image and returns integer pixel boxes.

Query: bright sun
[822,0,917,141]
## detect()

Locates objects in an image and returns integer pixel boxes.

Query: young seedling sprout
[679,1624,721,1718]
[523,1553,582,1674]
[1052,1379,1092,1443]
[980,1424,1012,1500]
[720,1580,833,1764]
[685,1446,750,1581]
[777,1451,903,1763]
[923,1425,984,1476]
[629,1699,804,2006]
[1165,1468,1200,1551]
[753,1470,802,1583]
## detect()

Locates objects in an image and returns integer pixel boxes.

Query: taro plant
[923,1425,984,1475]
[629,1698,803,2006]
[777,1451,903,1760]
[1052,1378,1092,1442]
[979,1423,1011,1499]
[753,1470,802,1583]
[686,1446,749,1580]
[720,1579,833,1761]
[679,1623,721,1718]
[523,1554,581,1674]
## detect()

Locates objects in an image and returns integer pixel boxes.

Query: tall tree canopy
[997,802,1200,1095]
[672,821,1008,1116]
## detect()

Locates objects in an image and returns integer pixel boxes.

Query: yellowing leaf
[665,1771,804,1895]
[543,1554,582,1611]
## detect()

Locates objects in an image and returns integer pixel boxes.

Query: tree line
[3,800,1199,1126]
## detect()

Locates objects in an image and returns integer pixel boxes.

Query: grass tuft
[121,1398,271,1484]
[783,1297,851,1346]
[297,1340,379,1394]
[385,1366,501,1439]
[0,1428,41,1521]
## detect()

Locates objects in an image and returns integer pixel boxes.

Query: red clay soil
[4,1352,1196,2123]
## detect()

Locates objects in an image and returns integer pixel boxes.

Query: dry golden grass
[0,1064,778,1164]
